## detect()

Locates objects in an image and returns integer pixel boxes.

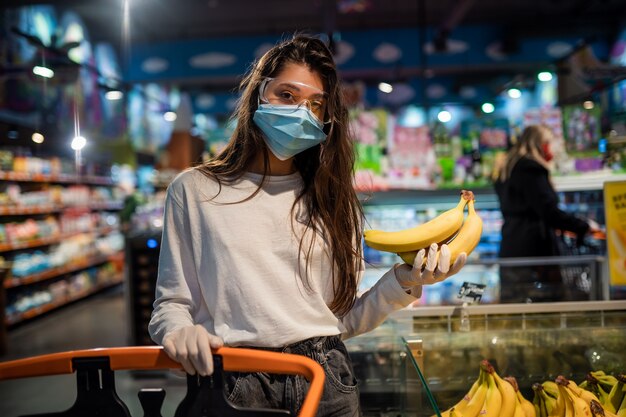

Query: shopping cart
[0,346,325,417]
[557,230,607,297]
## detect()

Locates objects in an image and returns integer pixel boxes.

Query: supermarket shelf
[0,202,123,216]
[549,172,626,192]
[0,227,120,253]
[5,278,124,326]
[0,171,115,186]
[4,251,124,289]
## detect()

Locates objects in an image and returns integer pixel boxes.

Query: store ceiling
[3,0,626,93]
[5,0,626,47]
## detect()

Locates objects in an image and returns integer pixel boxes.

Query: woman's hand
[394,243,467,296]
[162,324,224,376]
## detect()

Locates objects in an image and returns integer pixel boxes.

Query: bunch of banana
[363,189,483,267]
[505,376,537,417]
[532,382,557,417]
[433,360,535,417]
[537,375,624,417]
[582,371,623,412]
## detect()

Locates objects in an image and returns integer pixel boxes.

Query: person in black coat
[494,125,598,303]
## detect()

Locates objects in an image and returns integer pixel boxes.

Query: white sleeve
[148,184,201,345]
[340,259,416,340]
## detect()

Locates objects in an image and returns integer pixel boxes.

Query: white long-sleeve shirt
[149,169,416,348]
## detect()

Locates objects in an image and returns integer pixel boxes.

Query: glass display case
[346,300,626,416]
[360,185,613,305]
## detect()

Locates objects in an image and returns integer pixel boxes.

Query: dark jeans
[224,335,361,417]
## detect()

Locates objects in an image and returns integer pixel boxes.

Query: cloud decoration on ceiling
[459,86,477,99]
[333,40,355,65]
[373,42,402,63]
[189,52,237,69]
[485,41,509,61]
[424,39,469,55]
[254,43,275,59]
[379,83,415,105]
[142,57,169,74]
[546,42,573,59]
[426,83,447,99]
[195,94,216,110]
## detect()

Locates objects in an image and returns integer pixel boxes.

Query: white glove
[394,243,467,297]
[162,324,224,376]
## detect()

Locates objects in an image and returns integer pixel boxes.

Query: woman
[149,34,466,416]
[494,125,597,303]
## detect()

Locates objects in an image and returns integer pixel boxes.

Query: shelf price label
[605,180,626,286]
[457,281,486,303]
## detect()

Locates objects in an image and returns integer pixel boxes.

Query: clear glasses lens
[260,78,330,124]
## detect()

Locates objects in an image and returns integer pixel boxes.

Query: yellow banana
[398,198,483,266]
[364,191,470,252]
[551,379,567,417]
[518,390,538,417]
[442,365,487,416]
[454,362,491,417]
[543,381,560,399]
[450,407,466,417]
[564,384,594,416]
[590,399,620,417]
[493,368,517,417]
[619,387,626,417]
[505,376,537,417]
[557,377,576,417]
[533,383,547,417]
[606,374,626,413]
[541,387,558,416]
[481,369,503,417]
[568,378,602,408]
[515,399,530,417]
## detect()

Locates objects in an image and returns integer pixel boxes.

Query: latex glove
[394,243,467,296]
[162,324,224,376]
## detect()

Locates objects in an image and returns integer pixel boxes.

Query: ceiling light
[507,88,522,99]
[32,132,45,144]
[481,102,495,114]
[71,136,87,151]
[164,111,177,122]
[437,110,452,123]
[583,101,594,110]
[33,66,54,79]
[378,82,393,93]
[105,90,124,100]
[537,72,553,82]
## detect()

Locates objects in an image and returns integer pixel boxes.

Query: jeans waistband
[242,335,342,355]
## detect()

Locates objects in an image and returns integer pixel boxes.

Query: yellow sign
[605,180,626,286]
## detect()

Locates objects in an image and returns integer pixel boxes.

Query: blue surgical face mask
[253,104,327,161]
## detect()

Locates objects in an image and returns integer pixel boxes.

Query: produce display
[436,361,626,417]
[363,190,483,266]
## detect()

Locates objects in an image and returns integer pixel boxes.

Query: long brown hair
[196,34,362,317]
[496,124,551,182]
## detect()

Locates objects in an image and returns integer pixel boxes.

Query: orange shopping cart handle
[0,346,325,417]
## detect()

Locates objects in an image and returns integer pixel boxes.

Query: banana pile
[364,190,483,267]
[435,360,536,417]
[531,372,626,417]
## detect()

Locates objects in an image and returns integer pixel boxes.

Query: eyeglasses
[259,77,330,124]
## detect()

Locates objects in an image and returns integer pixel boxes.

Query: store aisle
[0,287,186,417]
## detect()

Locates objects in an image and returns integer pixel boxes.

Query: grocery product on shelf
[0,157,128,328]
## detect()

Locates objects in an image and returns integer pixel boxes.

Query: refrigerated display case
[345,300,626,416]
[360,179,614,304]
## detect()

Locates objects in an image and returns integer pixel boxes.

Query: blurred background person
[494,125,600,303]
